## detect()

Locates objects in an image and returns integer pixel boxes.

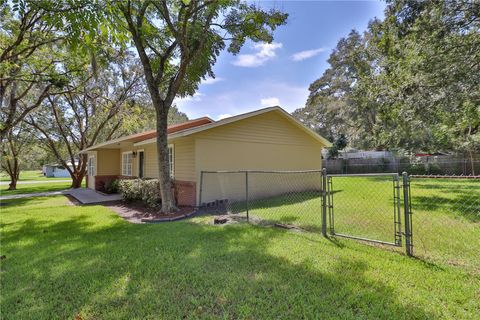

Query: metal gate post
[245,171,249,222]
[321,168,327,236]
[402,172,413,256]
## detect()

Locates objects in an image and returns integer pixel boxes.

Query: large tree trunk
[71,173,84,189]
[468,150,475,176]
[7,155,20,190]
[7,168,19,191]
[156,103,177,213]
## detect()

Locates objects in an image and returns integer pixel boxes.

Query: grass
[233,177,480,272]
[1,196,479,319]
[0,170,70,182]
[0,182,73,196]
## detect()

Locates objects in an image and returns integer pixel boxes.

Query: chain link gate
[199,169,413,256]
[321,170,413,255]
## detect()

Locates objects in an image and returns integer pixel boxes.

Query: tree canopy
[294,0,479,157]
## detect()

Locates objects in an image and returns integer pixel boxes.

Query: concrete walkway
[0,180,71,185]
[0,188,121,204]
[67,188,122,204]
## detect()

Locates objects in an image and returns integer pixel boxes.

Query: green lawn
[1,196,479,319]
[0,182,73,196]
[233,176,480,272]
[0,170,71,181]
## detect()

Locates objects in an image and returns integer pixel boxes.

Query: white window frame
[168,144,174,178]
[137,149,145,178]
[122,151,133,176]
[88,155,95,176]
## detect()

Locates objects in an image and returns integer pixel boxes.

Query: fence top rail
[201,169,324,174]
[410,175,480,179]
[327,173,399,177]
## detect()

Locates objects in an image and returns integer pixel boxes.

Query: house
[79,107,331,206]
[42,162,76,178]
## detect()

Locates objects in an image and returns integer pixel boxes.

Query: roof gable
[136,107,331,147]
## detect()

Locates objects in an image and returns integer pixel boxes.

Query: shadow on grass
[0,209,437,319]
[412,194,480,223]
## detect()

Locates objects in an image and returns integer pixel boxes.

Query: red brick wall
[95,175,119,191]
[174,180,196,207]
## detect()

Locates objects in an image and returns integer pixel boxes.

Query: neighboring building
[79,107,331,206]
[322,148,394,160]
[42,162,75,178]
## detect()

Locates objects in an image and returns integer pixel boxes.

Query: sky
[175,1,386,120]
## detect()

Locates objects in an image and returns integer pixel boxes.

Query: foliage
[294,0,480,155]
[118,179,143,202]
[0,122,36,189]
[80,0,288,212]
[104,179,119,194]
[140,179,162,207]
[0,1,79,140]
[118,178,162,207]
[327,134,348,159]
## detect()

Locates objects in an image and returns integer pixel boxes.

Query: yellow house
[80,107,331,207]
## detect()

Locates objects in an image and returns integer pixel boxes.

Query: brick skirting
[174,180,196,207]
[92,175,196,206]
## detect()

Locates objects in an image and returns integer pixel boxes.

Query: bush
[407,162,444,175]
[118,179,142,201]
[140,179,161,207]
[105,179,119,194]
[118,179,161,207]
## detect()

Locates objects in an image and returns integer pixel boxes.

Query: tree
[327,134,348,159]
[27,51,144,188]
[295,0,479,159]
[0,2,66,141]
[91,0,287,212]
[0,122,34,190]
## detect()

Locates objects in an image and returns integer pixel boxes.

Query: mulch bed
[104,201,196,224]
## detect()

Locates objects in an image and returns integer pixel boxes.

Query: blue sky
[176,1,386,120]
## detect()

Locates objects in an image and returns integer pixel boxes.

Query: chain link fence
[326,174,403,246]
[200,170,323,231]
[200,170,479,271]
[324,158,480,176]
[409,176,480,271]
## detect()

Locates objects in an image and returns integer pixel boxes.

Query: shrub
[105,179,119,194]
[407,162,444,175]
[118,179,142,201]
[407,163,427,175]
[140,179,161,207]
[118,179,161,207]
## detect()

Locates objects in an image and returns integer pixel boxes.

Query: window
[122,152,133,176]
[168,145,174,178]
[88,156,95,176]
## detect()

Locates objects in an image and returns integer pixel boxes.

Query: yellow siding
[96,149,120,175]
[194,112,324,204]
[194,111,321,146]
[173,137,195,181]
[116,138,195,181]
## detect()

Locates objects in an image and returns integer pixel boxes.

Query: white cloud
[291,48,326,61]
[232,42,283,67]
[260,97,280,107]
[202,76,224,85]
[217,113,232,120]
